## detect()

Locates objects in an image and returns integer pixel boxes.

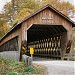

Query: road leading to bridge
[33,60,75,75]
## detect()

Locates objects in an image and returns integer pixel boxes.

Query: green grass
[24,66,43,74]
[0,57,46,75]
[6,72,18,75]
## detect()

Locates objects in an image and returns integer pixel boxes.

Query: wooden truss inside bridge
[26,24,67,59]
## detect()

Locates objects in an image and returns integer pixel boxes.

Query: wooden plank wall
[21,8,72,60]
[0,27,21,46]
[22,8,72,42]
[0,7,73,60]
[0,8,72,46]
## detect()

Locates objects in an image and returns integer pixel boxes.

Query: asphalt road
[33,58,75,75]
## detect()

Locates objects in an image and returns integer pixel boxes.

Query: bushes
[0,57,46,75]
[0,57,25,75]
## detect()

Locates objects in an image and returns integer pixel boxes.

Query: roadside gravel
[33,59,75,75]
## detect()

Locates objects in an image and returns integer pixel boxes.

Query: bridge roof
[0,4,75,42]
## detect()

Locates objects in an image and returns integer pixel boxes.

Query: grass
[0,57,46,75]
[24,64,45,74]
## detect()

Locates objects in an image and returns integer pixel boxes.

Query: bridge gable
[23,7,72,31]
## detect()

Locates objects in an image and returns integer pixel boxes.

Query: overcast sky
[0,0,11,11]
[0,0,75,12]
[63,0,75,5]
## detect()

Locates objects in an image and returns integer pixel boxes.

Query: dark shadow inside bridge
[27,24,67,59]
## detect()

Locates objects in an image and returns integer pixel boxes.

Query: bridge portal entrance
[26,24,67,59]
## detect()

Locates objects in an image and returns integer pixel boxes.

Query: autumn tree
[3,0,74,25]
[13,0,39,23]
[0,13,9,39]
[39,0,74,16]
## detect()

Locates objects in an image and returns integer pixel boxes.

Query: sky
[63,0,75,6]
[0,0,11,12]
[0,0,75,12]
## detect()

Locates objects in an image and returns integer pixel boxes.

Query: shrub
[0,57,46,75]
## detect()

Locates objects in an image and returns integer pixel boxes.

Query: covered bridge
[0,4,75,60]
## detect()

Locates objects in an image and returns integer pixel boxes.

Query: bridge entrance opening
[27,24,67,59]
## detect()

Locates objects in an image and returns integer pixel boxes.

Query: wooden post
[30,47,34,66]
[61,32,67,60]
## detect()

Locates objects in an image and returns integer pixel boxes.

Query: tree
[3,0,74,25]
[0,13,9,39]
[40,0,74,16]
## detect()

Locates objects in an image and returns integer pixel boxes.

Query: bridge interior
[27,24,67,59]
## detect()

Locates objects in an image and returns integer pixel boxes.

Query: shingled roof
[0,4,75,42]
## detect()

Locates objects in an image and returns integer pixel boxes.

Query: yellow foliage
[14,8,33,23]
